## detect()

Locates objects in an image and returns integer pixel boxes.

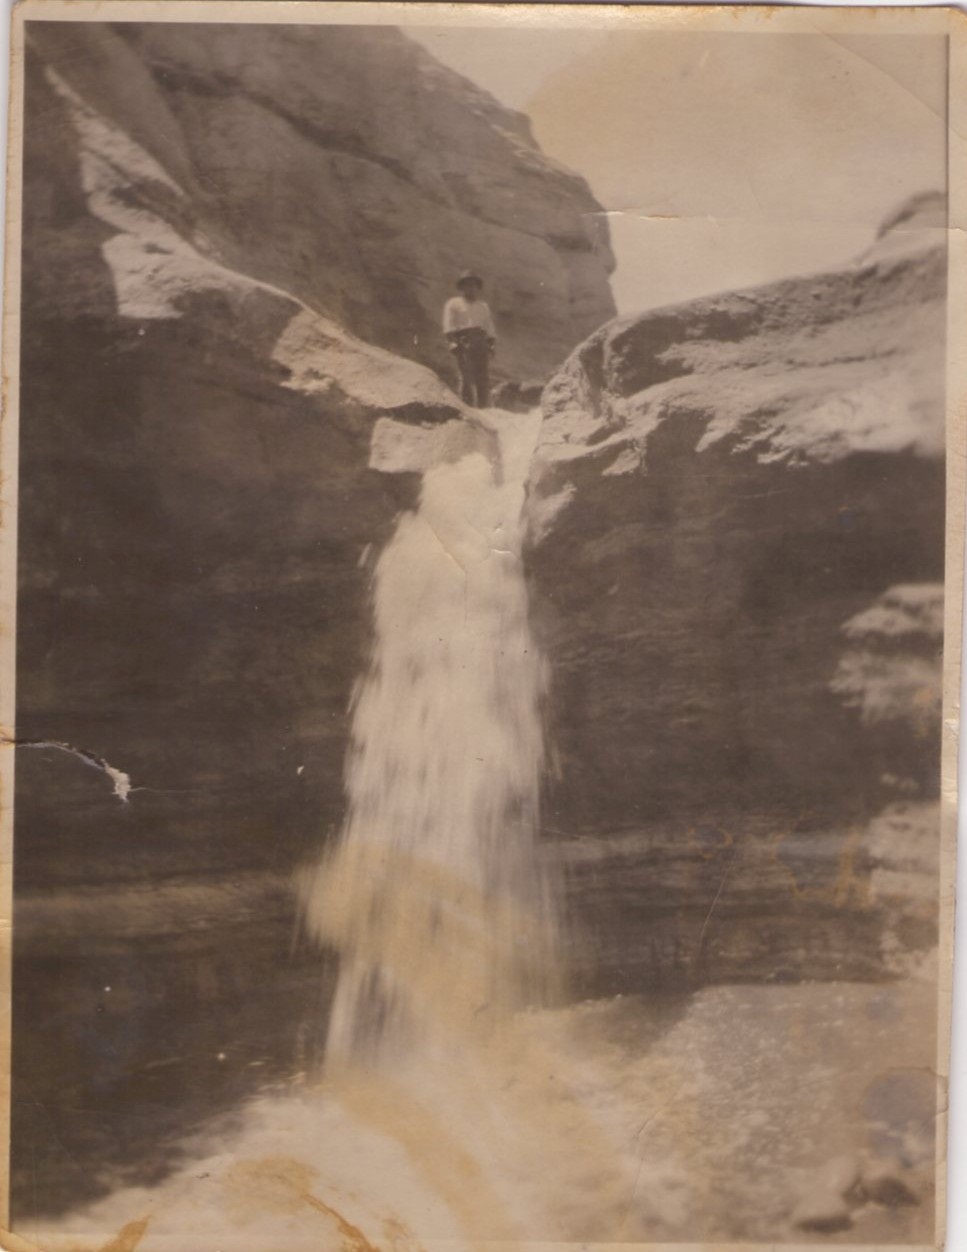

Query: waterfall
[300,412,560,1070]
[39,414,673,1250]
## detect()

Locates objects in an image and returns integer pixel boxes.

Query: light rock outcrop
[528,198,946,991]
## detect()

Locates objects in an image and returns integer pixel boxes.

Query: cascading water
[38,413,673,1252]
[300,412,561,1070]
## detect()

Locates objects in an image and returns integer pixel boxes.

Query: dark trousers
[453,330,491,408]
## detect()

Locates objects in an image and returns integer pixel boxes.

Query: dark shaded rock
[558,820,903,994]
[17,44,472,896]
[492,378,547,413]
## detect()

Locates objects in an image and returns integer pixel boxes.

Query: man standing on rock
[443,271,496,408]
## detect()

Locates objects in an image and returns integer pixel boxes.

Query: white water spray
[300,412,560,1069]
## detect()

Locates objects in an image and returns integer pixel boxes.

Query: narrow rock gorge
[13,18,945,1227]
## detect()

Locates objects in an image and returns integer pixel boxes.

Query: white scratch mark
[6,738,134,803]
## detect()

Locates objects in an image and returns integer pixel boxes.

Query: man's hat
[456,270,483,289]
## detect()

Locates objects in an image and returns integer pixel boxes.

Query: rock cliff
[527,195,946,991]
[15,23,581,1214]
[25,22,615,383]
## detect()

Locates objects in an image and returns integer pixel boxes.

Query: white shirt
[443,295,496,338]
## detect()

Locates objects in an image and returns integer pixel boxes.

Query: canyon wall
[15,22,600,1213]
[527,195,946,992]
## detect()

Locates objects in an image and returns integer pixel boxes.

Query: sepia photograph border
[1,4,965,1250]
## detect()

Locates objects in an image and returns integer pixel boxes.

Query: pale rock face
[832,584,943,735]
[27,21,616,384]
[533,225,945,492]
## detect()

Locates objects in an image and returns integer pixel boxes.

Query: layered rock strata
[527,197,946,991]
